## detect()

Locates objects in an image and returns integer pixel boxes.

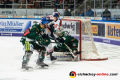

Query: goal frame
[60,19,108,61]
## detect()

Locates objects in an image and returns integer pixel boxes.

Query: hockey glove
[49,24,55,32]
[42,34,48,38]
[39,38,50,46]
[56,37,64,43]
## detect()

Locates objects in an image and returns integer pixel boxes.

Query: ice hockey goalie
[52,26,81,61]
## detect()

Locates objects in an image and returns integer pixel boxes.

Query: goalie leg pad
[63,53,74,59]
[52,52,72,61]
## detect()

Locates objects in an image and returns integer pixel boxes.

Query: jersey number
[55,24,58,28]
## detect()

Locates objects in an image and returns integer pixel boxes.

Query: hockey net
[53,19,108,61]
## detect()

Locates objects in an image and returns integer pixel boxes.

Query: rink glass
[0,0,119,21]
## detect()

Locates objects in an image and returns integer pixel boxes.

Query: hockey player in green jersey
[20,17,56,70]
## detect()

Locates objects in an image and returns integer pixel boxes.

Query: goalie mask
[54,26,64,36]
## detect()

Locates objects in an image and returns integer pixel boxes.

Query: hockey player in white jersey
[52,12,60,29]
[48,12,60,29]
[47,12,80,61]
[47,12,60,39]
[45,12,61,59]
[41,17,57,63]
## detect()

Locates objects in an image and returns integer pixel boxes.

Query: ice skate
[72,50,80,61]
[72,55,79,61]
[36,59,49,68]
[21,62,33,71]
[51,56,57,64]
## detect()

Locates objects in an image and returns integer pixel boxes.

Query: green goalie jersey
[54,26,79,51]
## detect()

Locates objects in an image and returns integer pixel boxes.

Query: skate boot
[48,51,57,64]
[21,62,33,70]
[36,59,49,68]
[72,55,79,61]
[51,56,57,64]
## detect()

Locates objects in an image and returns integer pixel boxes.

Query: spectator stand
[34,1,52,8]
[0,1,53,9]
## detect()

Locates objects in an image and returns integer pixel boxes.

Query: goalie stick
[64,43,77,58]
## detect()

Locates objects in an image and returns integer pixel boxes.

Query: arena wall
[0,18,120,46]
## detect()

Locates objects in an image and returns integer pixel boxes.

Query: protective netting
[80,19,108,60]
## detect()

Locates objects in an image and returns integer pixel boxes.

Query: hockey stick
[63,43,76,58]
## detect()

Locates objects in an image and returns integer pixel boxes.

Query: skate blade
[36,65,49,69]
[51,60,57,64]
[21,68,33,71]
[72,56,79,61]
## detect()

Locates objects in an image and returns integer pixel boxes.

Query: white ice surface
[0,37,120,80]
